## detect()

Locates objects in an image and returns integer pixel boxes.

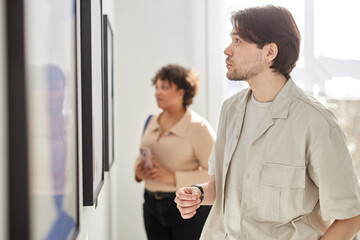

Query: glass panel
[24,0,78,239]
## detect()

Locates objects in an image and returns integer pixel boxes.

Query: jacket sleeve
[308,124,360,221]
[207,99,229,176]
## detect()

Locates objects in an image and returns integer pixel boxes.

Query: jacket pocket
[257,163,306,222]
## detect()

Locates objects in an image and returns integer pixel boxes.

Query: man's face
[224,28,265,81]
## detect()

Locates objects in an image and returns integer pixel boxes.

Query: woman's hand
[135,161,152,182]
[148,157,176,184]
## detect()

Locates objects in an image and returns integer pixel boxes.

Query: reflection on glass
[47,65,75,239]
[25,0,78,239]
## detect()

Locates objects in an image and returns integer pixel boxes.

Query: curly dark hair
[151,64,200,109]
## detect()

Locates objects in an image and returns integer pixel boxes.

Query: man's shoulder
[292,88,339,129]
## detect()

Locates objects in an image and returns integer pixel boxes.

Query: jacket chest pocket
[257,163,306,223]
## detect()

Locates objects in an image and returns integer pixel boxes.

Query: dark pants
[143,189,211,240]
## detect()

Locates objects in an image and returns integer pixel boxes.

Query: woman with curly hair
[134,64,215,240]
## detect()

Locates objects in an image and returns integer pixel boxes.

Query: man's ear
[264,42,278,65]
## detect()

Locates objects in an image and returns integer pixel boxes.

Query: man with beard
[174,5,360,240]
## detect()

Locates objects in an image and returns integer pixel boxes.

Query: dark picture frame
[6,0,29,238]
[80,0,105,206]
[103,14,115,171]
[6,0,80,239]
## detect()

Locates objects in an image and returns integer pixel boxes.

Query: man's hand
[174,187,201,219]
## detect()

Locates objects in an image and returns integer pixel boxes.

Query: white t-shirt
[224,93,272,239]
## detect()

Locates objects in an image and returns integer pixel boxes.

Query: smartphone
[140,147,153,168]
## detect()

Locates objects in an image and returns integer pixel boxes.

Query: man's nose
[224,45,232,56]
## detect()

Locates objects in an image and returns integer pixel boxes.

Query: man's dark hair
[151,64,200,109]
[232,5,301,79]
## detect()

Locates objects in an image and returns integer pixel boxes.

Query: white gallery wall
[0,0,225,239]
[76,0,225,238]
[113,0,224,239]
[0,0,8,239]
[79,0,226,238]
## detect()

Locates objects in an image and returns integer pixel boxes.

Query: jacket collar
[270,77,297,119]
[235,77,297,119]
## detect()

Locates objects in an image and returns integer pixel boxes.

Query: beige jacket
[202,78,360,240]
[135,110,215,192]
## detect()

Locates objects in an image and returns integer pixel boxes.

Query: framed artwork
[6,0,79,239]
[80,0,104,206]
[103,14,115,171]
[6,0,29,238]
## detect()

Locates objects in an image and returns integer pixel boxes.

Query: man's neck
[247,73,287,103]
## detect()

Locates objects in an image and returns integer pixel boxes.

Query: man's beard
[227,70,253,81]
[226,53,264,81]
